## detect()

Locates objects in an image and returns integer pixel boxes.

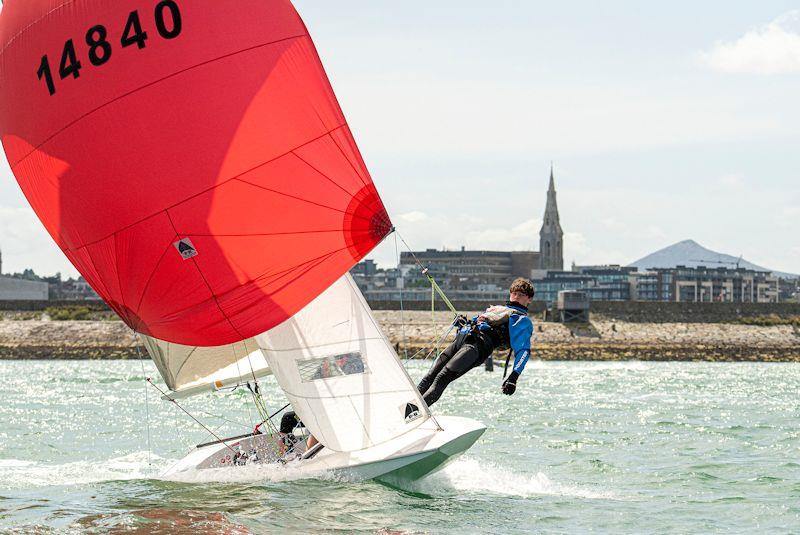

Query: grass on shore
[730,315,800,327]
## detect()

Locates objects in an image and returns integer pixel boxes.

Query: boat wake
[0,453,615,501]
[0,451,166,489]
[159,461,340,485]
[406,457,616,500]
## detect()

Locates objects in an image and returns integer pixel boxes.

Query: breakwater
[1,310,798,361]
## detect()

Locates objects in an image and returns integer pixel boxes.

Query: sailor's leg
[417,339,459,395]
[278,411,301,455]
[422,343,482,406]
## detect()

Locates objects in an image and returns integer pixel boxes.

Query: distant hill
[629,240,798,279]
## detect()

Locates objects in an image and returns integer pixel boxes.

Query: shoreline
[1,311,798,362]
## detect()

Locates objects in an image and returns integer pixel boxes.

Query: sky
[1,1,798,277]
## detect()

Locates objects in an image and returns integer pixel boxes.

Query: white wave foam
[160,459,348,485]
[409,457,616,500]
[0,451,167,490]
[0,459,35,468]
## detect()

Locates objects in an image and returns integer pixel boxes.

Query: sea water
[0,359,798,534]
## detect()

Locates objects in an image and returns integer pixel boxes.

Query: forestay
[141,335,270,399]
[256,274,430,453]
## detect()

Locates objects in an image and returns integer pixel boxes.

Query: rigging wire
[393,228,460,369]
[146,378,239,455]
[395,230,459,317]
[133,333,152,468]
[393,232,409,363]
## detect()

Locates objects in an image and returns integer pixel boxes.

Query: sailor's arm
[502,315,533,395]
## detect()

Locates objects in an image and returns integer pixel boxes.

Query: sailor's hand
[502,371,519,396]
[453,314,469,328]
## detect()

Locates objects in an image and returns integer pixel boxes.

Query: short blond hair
[509,278,535,298]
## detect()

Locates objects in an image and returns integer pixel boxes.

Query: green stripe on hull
[375,427,485,487]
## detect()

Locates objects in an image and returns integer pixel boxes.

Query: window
[297,352,367,382]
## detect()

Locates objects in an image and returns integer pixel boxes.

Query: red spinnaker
[0,0,392,346]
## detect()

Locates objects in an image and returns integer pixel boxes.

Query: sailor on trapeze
[417,278,535,406]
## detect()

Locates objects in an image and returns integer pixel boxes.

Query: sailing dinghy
[154,274,485,482]
[0,0,485,482]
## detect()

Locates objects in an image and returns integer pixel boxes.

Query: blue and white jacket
[461,302,534,375]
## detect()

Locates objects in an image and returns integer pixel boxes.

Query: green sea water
[0,359,798,534]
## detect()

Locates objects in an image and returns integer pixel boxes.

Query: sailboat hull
[160,416,485,484]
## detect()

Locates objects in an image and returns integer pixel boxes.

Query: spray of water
[407,457,616,500]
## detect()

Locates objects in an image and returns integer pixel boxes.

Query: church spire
[539,163,564,271]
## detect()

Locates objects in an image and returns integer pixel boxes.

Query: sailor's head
[509,278,535,307]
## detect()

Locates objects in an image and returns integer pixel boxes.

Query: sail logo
[403,402,421,423]
[173,238,198,260]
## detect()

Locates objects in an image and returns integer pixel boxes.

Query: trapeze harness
[417,302,534,406]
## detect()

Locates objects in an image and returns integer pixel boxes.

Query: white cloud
[0,205,75,277]
[399,211,428,223]
[715,174,746,189]
[703,11,800,74]
[457,217,541,252]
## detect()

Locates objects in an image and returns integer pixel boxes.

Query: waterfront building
[399,248,538,295]
[0,276,49,300]
[630,266,779,303]
[351,259,403,295]
[572,265,637,301]
[778,278,799,302]
[0,248,49,300]
[531,271,594,304]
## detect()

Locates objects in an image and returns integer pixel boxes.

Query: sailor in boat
[251,410,320,460]
[417,278,535,405]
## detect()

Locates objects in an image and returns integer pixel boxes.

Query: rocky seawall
[1,310,799,361]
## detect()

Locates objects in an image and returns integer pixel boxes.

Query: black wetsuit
[417,330,496,406]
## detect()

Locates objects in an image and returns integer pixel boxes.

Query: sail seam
[233,176,373,223]
[327,129,370,190]
[9,34,308,168]
[133,237,179,318]
[140,244,350,329]
[65,125,347,253]
[163,210,245,340]
[290,150,359,200]
[259,336,387,352]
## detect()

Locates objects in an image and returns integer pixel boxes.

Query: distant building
[631,266,779,303]
[384,165,563,301]
[531,271,594,304]
[55,276,101,300]
[399,248,539,298]
[573,265,637,301]
[539,165,564,271]
[778,278,799,302]
[0,248,49,300]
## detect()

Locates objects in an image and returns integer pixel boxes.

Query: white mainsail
[255,274,431,453]
[143,273,430,453]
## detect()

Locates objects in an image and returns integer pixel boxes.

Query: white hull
[161,416,485,484]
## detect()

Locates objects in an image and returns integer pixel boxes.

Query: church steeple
[539,164,564,271]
